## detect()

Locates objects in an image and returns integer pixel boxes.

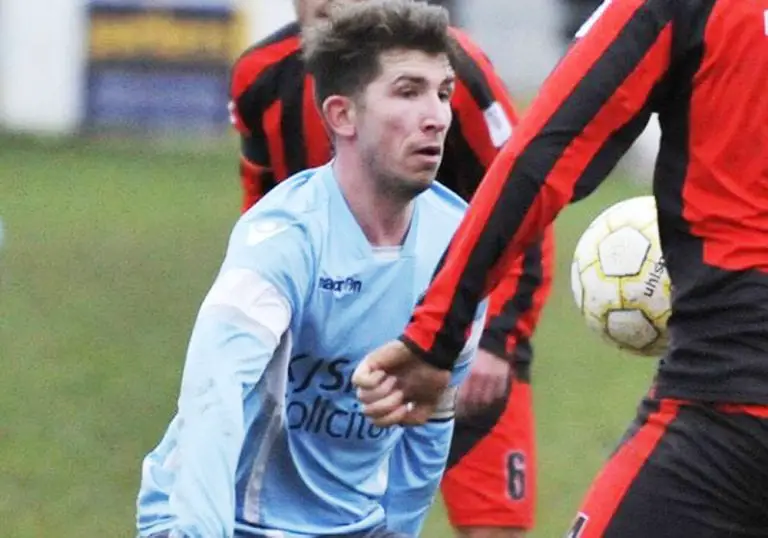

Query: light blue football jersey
[136,164,485,538]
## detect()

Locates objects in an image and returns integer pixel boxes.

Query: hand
[456,348,511,418]
[352,340,451,427]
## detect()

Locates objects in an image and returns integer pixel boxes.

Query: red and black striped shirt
[402,0,768,403]
[229,22,554,374]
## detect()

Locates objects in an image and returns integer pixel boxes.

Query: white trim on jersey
[201,268,292,346]
[200,268,295,525]
[243,331,293,525]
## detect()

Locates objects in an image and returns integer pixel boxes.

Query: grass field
[0,135,656,537]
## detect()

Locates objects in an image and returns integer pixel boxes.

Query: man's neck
[332,157,414,248]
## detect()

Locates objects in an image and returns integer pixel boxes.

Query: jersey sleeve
[479,227,555,361]
[237,132,277,213]
[448,27,518,159]
[447,28,556,361]
[441,28,517,198]
[168,212,314,537]
[403,0,675,369]
[449,300,486,387]
[229,49,281,212]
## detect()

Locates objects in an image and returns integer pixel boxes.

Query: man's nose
[421,98,451,134]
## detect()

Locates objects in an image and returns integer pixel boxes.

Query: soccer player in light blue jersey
[136,2,485,537]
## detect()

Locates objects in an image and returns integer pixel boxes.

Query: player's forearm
[239,127,277,212]
[449,27,518,156]
[402,1,672,370]
[240,155,274,213]
[479,235,551,359]
[170,311,277,537]
[401,143,566,369]
[171,384,244,538]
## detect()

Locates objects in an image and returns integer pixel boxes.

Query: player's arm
[383,306,485,535]
[237,123,277,214]
[447,28,552,355]
[478,227,554,361]
[168,214,313,537]
[404,0,675,369]
[446,27,518,183]
[229,55,279,213]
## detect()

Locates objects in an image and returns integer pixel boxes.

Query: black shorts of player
[567,396,768,538]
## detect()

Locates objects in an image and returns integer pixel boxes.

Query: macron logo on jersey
[318,275,362,297]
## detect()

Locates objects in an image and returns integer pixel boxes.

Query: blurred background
[0,0,658,536]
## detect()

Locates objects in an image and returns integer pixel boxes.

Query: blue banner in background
[84,0,244,134]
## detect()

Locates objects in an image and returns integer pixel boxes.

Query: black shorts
[567,396,768,537]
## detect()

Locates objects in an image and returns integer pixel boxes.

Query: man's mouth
[414,146,442,157]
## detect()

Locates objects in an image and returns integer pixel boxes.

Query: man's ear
[322,95,356,139]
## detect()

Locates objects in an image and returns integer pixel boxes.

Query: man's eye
[439,90,453,101]
[399,87,418,98]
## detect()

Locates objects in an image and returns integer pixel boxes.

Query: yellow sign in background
[84,1,248,132]
[88,9,246,63]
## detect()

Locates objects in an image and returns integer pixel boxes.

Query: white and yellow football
[570,196,671,357]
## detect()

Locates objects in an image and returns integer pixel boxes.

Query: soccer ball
[570,196,671,357]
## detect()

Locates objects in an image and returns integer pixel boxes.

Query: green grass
[0,135,655,537]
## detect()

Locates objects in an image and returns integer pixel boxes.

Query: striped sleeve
[402,0,675,369]
[441,27,518,200]
[238,145,276,213]
[448,28,519,158]
[479,227,554,361]
[229,27,300,135]
[229,27,301,211]
[447,28,555,360]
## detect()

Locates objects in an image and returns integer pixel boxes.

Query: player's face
[355,49,454,198]
[295,0,363,27]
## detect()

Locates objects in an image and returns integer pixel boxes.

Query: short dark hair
[303,0,453,104]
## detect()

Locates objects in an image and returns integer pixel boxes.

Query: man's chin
[383,177,431,201]
[414,169,438,188]
[404,175,435,197]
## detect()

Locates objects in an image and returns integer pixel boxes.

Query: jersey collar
[320,163,419,259]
